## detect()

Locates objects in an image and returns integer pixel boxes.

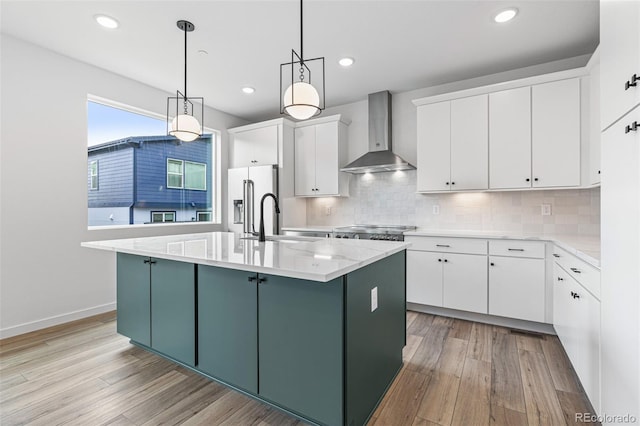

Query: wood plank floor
[0,311,597,426]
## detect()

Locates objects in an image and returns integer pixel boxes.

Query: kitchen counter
[405,229,600,268]
[82,232,409,282]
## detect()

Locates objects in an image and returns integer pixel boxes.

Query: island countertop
[82,232,410,282]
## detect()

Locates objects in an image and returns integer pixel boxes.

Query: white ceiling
[1,0,598,122]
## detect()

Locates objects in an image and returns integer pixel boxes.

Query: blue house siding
[134,136,212,208]
[88,147,134,208]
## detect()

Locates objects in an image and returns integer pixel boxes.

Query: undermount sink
[240,235,320,243]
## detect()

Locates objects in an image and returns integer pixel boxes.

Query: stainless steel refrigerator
[227,165,279,235]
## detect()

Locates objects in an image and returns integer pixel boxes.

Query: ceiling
[1,1,599,122]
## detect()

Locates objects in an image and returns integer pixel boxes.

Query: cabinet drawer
[489,240,545,259]
[553,246,600,300]
[405,236,487,255]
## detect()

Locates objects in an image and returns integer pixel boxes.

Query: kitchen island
[82,232,409,426]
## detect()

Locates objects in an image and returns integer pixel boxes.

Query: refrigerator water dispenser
[233,200,244,224]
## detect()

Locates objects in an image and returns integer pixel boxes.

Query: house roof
[88,135,210,154]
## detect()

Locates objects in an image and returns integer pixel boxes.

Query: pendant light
[280,0,325,120]
[167,20,204,142]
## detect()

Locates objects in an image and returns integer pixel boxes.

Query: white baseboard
[0,302,116,339]
[407,302,557,335]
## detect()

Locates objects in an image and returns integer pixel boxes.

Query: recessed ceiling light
[242,87,255,94]
[94,14,119,29]
[338,57,355,67]
[494,8,518,23]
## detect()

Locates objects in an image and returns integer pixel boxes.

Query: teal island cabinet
[83,232,409,426]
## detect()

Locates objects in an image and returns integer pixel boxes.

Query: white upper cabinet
[489,87,532,189]
[294,115,349,197]
[600,0,640,130]
[416,94,488,192]
[230,122,279,168]
[450,95,488,191]
[531,78,581,188]
[416,102,450,192]
[415,72,585,193]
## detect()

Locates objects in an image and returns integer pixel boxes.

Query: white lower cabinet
[489,256,545,322]
[442,253,488,314]
[406,237,488,314]
[407,251,443,307]
[553,261,601,413]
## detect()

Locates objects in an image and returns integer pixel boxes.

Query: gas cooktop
[333,225,417,241]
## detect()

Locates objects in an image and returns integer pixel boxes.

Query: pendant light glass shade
[283,81,320,120]
[167,20,203,142]
[170,114,201,142]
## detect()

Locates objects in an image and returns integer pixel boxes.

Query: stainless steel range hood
[340,91,415,174]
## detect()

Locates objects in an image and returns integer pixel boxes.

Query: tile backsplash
[307,170,600,236]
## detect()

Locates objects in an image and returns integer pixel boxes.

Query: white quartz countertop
[405,229,600,268]
[82,232,410,282]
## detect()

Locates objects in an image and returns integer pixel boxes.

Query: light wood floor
[0,311,597,426]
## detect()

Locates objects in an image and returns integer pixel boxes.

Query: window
[151,211,176,223]
[167,159,184,189]
[196,211,212,221]
[167,159,206,191]
[89,160,98,190]
[185,161,206,190]
[87,98,219,227]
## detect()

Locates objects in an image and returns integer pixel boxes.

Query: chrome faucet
[259,193,280,242]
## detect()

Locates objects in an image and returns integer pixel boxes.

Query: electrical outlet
[433,205,440,215]
[325,206,332,216]
[541,204,552,216]
[371,287,378,312]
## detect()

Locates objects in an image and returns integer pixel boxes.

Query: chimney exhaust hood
[340,91,415,174]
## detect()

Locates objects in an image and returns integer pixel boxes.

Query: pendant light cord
[184,23,188,101]
[300,0,303,64]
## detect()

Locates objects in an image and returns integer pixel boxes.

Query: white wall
[0,35,248,338]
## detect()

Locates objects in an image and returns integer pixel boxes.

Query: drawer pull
[557,277,564,281]
[436,244,450,248]
[625,74,639,90]
[570,267,581,274]
[508,248,524,252]
[625,121,638,133]
[553,254,560,258]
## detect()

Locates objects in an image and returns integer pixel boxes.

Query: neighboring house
[88,135,212,226]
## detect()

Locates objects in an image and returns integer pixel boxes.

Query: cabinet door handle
[258,277,267,284]
[570,267,581,274]
[248,276,257,282]
[625,121,638,133]
[451,182,455,185]
[143,259,157,264]
[438,258,442,262]
[436,244,450,248]
[490,262,495,266]
[526,178,530,182]
[508,248,524,252]
[553,253,560,258]
[625,74,638,90]
[571,291,580,299]
[534,177,539,182]
[557,277,564,281]
[445,182,450,185]
[443,259,448,263]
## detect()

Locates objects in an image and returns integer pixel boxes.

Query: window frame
[89,160,98,190]
[196,211,212,222]
[184,160,207,191]
[166,158,184,189]
[151,211,177,223]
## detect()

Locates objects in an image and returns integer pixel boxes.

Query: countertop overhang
[82,232,410,282]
